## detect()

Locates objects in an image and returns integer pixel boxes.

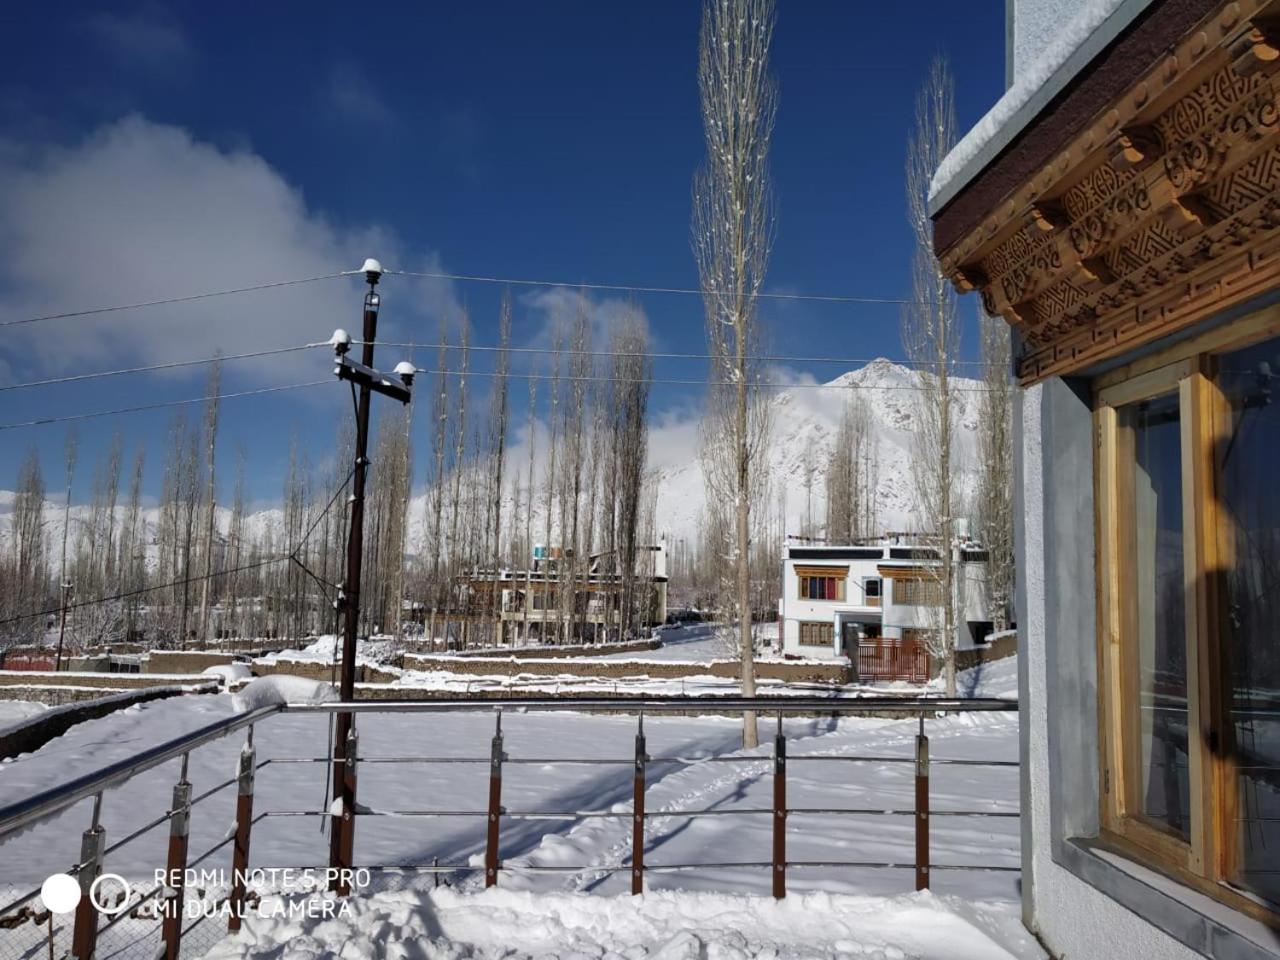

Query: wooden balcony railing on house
[857,638,929,685]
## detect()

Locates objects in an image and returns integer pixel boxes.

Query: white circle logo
[88,874,132,916]
[40,874,81,915]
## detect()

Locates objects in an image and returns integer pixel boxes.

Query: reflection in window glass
[1122,392,1190,838]
[1217,338,1280,904]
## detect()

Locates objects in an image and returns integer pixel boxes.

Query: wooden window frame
[863,577,882,607]
[797,621,834,649]
[797,567,847,602]
[893,577,944,608]
[1094,304,1280,926]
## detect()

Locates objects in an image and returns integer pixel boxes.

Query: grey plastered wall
[1040,376,1101,849]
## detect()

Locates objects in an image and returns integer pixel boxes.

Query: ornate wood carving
[937,0,1280,383]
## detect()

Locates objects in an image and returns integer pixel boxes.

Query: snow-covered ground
[610,624,724,662]
[0,658,1023,959]
[204,887,1042,960]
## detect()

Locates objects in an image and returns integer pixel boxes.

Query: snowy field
[606,624,724,662]
[0,658,1026,959]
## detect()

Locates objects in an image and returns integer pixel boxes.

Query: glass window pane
[1216,337,1280,904]
[1122,391,1191,839]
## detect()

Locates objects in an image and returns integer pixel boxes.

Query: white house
[778,539,994,681]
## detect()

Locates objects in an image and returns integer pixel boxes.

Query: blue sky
[0,3,1004,506]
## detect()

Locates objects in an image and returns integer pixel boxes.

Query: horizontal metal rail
[254,753,1017,768]
[0,703,281,837]
[284,695,1018,714]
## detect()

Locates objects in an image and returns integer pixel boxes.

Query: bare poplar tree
[55,429,78,668]
[978,309,1015,631]
[801,437,817,539]
[3,448,48,652]
[692,0,777,747]
[177,418,201,648]
[826,393,874,543]
[119,446,145,643]
[559,301,590,643]
[443,318,470,647]
[486,297,513,643]
[609,308,652,641]
[198,360,222,645]
[426,319,450,644]
[225,450,247,641]
[541,329,562,644]
[522,373,538,644]
[902,55,960,695]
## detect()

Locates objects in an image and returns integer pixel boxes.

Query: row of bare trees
[409,297,658,650]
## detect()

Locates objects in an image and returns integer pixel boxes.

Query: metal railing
[0,694,1019,959]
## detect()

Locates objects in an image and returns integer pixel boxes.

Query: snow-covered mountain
[1,360,984,569]
[649,358,982,538]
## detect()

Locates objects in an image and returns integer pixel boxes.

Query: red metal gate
[857,637,929,684]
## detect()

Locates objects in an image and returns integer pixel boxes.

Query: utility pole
[327,258,415,893]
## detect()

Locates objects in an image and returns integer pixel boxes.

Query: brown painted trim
[933,0,1217,253]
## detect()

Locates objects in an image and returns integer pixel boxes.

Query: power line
[0,462,359,627]
[370,339,1002,370]
[0,359,991,434]
[1,271,355,329]
[0,380,330,431]
[408,365,995,393]
[0,343,327,393]
[388,268,918,305]
[0,556,288,627]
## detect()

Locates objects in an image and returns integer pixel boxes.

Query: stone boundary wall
[0,685,139,706]
[0,685,210,760]
[0,671,220,690]
[401,654,851,685]
[144,650,242,674]
[249,658,401,684]
[398,638,662,659]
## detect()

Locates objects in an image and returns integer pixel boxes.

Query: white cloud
[325,63,396,128]
[0,116,458,384]
[84,10,191,69]
[520,286,652,357]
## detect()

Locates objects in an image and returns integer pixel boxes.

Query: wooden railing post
[160,756,192,960]
[772,714,786,900]
[71,792,105,960]
[485,711,504,888]
[331,723,358,896]
[227,729,256,932]
[915,716,930,891]
[631,713,646,895]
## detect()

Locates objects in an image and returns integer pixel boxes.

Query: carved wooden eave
[935,0,1280,384]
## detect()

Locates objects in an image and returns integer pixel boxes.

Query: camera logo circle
[88,874,132,916]
[40,874,81,915]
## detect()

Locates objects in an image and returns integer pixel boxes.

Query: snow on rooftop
[929,0,1132,207]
